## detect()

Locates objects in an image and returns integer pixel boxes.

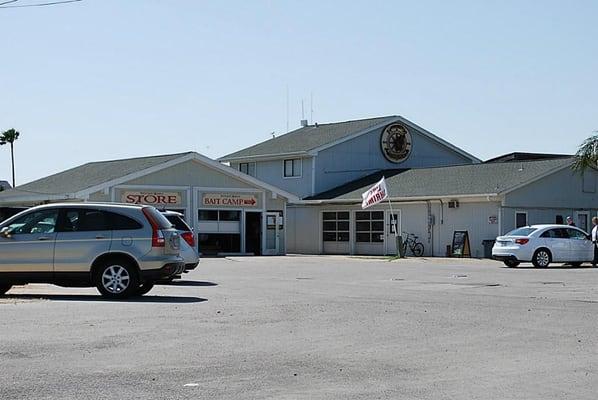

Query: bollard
[396,235,406,258]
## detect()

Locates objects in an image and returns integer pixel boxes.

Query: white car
[492,224,593,268]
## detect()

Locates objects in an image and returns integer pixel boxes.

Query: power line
[0,0,82,8]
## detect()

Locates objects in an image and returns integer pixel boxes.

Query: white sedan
[492,224,594,268]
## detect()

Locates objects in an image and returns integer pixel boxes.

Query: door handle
[95,235,106,239]
[38,236,51,241]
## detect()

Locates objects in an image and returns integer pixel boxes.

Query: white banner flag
[361,177,389,209]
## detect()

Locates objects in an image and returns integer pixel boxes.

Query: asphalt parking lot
[1,256,597,400]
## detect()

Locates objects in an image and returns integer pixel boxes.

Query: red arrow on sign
[243,198,256,206]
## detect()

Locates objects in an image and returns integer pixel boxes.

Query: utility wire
[0,0,82,8]
[0,0,19,5]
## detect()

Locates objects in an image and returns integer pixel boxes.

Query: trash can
[482,240,495,259]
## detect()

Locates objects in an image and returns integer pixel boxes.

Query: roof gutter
[292,193,501,205]
[218,151,310,163]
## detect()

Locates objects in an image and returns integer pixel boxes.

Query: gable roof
[219,115,480,163]
[304,157,574,202]
[0,152,299,203]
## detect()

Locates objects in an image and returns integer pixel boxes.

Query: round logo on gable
[380,123,412,163]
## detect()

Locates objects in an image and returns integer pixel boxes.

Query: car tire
[136,282,154,296]
[95,259,139,299]
[504,260,520,268]
[532,249,551,268]
[0,284,12,296]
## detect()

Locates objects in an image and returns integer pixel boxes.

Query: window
[283,159,301,178]
[540,228,568,239]
[515,212,527,228]
[198,210,241,222]
[567,228,588,240]
[6,210,59,234]
[507,227,537,236]
[355,211,384,243]
[239,162,256,177]
[555,215,563,224]
[322,211,349,242]
[109,212,143,230]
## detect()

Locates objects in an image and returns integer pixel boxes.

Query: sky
[1,0,597,185]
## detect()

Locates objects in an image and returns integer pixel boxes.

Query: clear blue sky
[1,0,597,185]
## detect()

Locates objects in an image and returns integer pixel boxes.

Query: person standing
[566,216,576,226]
[592,217,598,267]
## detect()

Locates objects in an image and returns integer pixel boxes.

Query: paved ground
[1,256,597,400]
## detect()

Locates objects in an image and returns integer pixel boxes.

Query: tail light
[181,231,195,248]
[142,208,165,247]
[515,238,529,245]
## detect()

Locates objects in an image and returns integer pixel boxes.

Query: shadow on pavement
[502,265,597,270]
[163,280,218,287]
[4,294,207,303]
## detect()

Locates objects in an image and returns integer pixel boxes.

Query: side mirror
[0,226,12,238]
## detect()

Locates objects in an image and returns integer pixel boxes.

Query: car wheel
[0,284,12,296]
[504,260,520,268]
[412,243,424,257]
[532,249,551,268]
[95,260,139,299]
[136,282,154,296]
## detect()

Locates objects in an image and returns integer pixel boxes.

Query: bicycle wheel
[412,243,424,256]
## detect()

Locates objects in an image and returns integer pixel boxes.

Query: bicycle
[401,232,425,256]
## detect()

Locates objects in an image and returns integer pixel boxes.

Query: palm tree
[572,132,598,173]
[0,128,20,187]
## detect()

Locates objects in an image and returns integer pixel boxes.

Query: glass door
[264,212,279,255]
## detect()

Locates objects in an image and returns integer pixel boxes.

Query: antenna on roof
[310,91,314,124]
[285,85,289,133]
[270,131,276,138]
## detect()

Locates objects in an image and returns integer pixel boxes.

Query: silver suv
[0,203,183,299]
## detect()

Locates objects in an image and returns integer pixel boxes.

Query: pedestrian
[592,217,598,267]
[566,216,576,226]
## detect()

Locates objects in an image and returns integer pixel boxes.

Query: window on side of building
[555,215,563,224]
[515,212,527,228]
[322,211,350,242]
[355,211,384,243]
[239,162,256,177]
[283,158,301,178]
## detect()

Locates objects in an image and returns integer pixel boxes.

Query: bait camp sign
[202,193,258,207]
[122,191,182,205]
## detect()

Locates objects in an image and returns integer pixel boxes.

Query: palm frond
[572,133,598,173]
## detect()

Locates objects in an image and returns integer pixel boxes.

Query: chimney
[300,119,308,127]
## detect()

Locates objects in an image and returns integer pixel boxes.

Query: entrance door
[264,212,279,255]
[575,211,589,232]
[385,212,401,255]
[245,212,262,255]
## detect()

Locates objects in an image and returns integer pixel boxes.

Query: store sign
[488,215,498,224]
[202,193,258,207]
[122,191,181,205]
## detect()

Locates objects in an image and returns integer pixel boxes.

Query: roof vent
[300,119,308,127]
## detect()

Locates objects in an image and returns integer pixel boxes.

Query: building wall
[288,199,500,258]
[502,167,598,233]
[314,126,475,195]
[231,157,314,199]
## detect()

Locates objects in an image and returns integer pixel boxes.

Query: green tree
[572,132,598,173]
[0,128,20,187]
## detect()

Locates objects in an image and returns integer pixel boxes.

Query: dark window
[6,209,59,234]
[198,233,240,255]
[164,215,191,232]
[555,215,563,224]
[198,210,218,221]
[515,212,527,228]
[109,212,143,230]
[541,228,568,239]
[219,210,241,221]
[283,159,301,177]
[354,211,385,243]
[322,211,349,242]
[239,162,256,177]
[567,228,587,240]
[507,227,537,236]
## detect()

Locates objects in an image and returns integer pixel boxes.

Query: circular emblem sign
[380,123,412,163]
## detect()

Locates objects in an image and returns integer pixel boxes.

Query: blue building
[221,116,598,257]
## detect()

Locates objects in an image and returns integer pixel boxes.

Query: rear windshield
[164,215,191,232]
[142,207,173,229]
[506,227,537,236]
